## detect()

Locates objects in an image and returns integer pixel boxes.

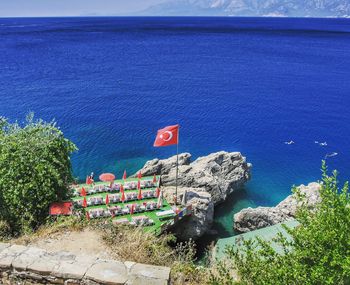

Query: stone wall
[0,243,170,285]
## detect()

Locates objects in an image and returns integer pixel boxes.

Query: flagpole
[175,126,179,206]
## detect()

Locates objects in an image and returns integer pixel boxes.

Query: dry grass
[99,221,210,284]
[12,215,87,246]
[3,216,211,285]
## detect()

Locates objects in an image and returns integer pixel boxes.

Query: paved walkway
[0,242,170,285]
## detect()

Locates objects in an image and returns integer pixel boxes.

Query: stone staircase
[0,243,170,285]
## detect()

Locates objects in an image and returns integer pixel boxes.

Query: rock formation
[233,182,321,233]
[163,186,214,240]
[137,151,252,240]
[138,151,252,205]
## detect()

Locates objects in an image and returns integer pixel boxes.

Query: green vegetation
[209,162,350,285]
[0,114,77,235]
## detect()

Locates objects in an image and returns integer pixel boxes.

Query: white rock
[233,182,321,233]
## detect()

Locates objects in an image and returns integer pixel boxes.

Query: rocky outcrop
[135,153,192,177]
[234,182,321,233]
[163,186,214,240]
[0,242,170,285]
[137,151,251,240]
[138,151,252,205]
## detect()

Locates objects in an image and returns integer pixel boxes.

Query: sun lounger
[122,208,130,215]
[156,210,175,217]
[113,218,129,225]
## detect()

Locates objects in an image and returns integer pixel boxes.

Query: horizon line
[0,15,347,19]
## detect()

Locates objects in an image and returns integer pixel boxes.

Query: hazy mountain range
[140,0,350,17]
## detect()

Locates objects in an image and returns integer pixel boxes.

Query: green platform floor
[72,176,176,234]
[215,220,300,259]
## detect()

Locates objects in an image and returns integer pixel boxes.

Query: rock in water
[138,151,252,205]
[137,151,252,240]
[233,182,321,233]
[163,187,214,240]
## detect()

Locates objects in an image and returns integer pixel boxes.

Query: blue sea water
[0,17,350,242]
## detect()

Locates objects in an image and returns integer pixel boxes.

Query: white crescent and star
[159,130,173,142]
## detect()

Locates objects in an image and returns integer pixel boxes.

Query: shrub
[0,114,77,235]
[209,162,350,285]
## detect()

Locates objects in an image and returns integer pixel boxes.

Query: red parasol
[153,174,157,183]
[130,204,134,214]
[137,187,142,200]
[137,171,142,179]
[85,176,92,185]
[82,197,87,208]
[156,187,160,198]
[123,170,127,180]
[81,187,87,197]
[137,180,141,190]
[121,187,125,203]
[86,211,90,220]
[105,194,110,205]
[99,173,115,182]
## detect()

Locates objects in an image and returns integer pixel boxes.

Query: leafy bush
[0,219,11,241]
[209,162,350,285]
[0,114,77,235]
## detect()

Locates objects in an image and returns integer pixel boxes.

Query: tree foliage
[210,162,350,285]
[0,114,77,234]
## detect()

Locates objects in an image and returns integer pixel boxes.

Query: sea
[0,16,349,248]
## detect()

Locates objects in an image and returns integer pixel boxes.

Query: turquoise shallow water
[0,17,349,246]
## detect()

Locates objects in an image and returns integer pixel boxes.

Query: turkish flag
[153,125,179,147]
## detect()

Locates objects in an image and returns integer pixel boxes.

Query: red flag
[156,187,160,198]
[105,195,109,205]
[86,211,90,220]
[81,187,87,197]
[153,125,179,147]
[153,174,157,183]
[137,171,142,179]
[123,170,127,180]
[82,197,87,208]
